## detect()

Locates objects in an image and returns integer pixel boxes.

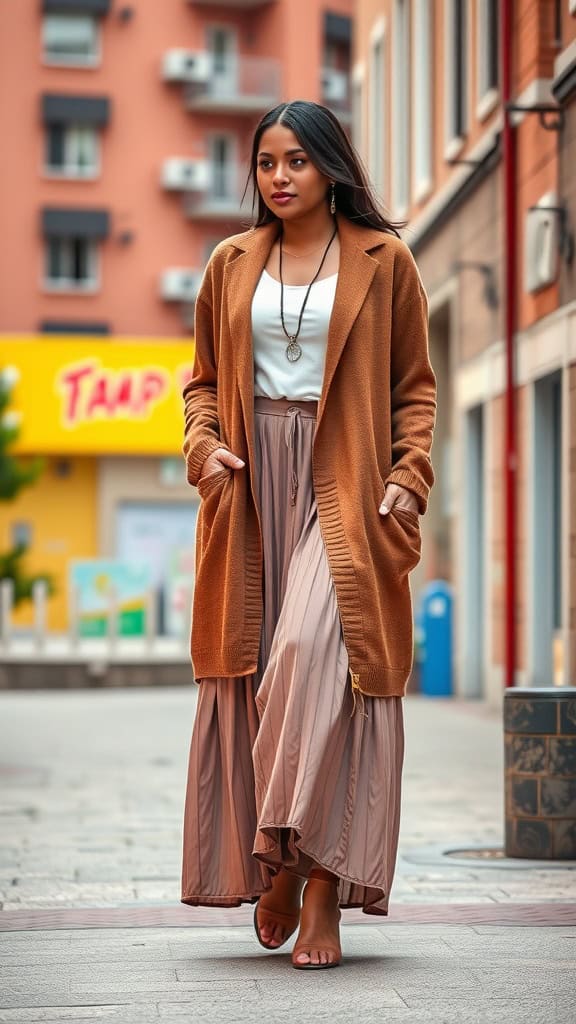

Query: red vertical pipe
[501,0,517,687]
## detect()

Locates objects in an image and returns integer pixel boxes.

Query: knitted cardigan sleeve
[181,265,229,487]
[384,243,437,516]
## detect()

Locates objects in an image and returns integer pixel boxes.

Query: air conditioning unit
[321,68,348,103]
[161,158,210,192]
[525,192,559,294]
[160,269,201,303]
[162,50,212,84]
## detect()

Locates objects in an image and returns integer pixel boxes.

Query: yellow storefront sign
[1,337,195,454]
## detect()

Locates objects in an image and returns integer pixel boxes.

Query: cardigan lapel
[316,215,383,428]
[225,221,279,471]
[225,215,388,462]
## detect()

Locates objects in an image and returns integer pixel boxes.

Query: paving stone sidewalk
[0,688,575,1022]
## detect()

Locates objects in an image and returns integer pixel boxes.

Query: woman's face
[255,123,331,222]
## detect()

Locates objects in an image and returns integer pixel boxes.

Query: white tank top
[251,268,338,401]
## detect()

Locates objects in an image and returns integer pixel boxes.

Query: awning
[41,208,110,239]
[42,94,110,126]
[324,13,351,45]
[43,0,111,14]
[40,320,111,335]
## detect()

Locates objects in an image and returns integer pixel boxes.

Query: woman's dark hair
[245,100,405,237]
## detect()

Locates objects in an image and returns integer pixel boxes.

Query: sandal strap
[257,906,300,926]
[293,942,341,957]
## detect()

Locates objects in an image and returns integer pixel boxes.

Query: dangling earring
[330,182,336,215]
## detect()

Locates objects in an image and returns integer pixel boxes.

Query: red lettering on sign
[60,362,97,424]
[58,361,170,426]
[85,375,114,418]
[138,372,164,414]
[115,373,134,411]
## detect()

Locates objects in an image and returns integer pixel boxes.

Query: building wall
[0,0,354,637]
[0,0,353,337]
[0,456,98,632]
[354,0,576,703]
[565,360,569,679]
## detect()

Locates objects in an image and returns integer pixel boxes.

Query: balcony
[184,55,281,114]
[183,162,253,221]
[321,67,352,124]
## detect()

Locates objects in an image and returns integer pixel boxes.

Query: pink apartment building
[0,0,353,635]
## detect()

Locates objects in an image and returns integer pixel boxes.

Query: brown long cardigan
[182,212,437,698]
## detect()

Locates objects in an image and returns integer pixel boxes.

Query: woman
[180,100,436,970]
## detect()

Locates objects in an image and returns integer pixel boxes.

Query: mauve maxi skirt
[181,396,404,915]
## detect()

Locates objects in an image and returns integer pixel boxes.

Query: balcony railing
[0,577,192,673]
[183,163,254,221]
[184,55,281,113]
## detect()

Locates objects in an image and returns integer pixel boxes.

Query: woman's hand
[379,483,419,517]
[199,447,245,481]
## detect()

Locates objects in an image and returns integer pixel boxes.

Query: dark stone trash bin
[504,687,576,859]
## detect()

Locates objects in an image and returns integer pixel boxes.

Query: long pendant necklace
[279,224,337,363]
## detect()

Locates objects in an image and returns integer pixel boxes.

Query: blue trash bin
[419,580,453,696]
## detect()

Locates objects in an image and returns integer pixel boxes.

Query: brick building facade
[354,1,576,704]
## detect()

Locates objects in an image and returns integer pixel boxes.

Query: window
[207,26,237,95]
[45,124,99,177]
[12,522,32,548]
[369,23,386,199]
[392,0,410,214]
[42,14,99,66]
[352,72,364,153]
[209,135,233,200]
[477,0,499,117]
[444,0,469,155]
[412,0,432,201]
[44,237,98,291]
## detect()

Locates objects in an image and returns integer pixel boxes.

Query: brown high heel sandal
[253,900,300,951]
[253,871,302,951]
[291,868,342,970]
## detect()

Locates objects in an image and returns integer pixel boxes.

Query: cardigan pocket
[197,467,231,499]
[195,468,232,556]
[387,505,422,575]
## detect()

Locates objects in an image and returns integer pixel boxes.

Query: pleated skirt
[181,396,404,915]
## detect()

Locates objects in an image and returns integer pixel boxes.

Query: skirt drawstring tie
[285,406,301,506]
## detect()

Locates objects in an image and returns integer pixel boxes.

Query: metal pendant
[286,339,302,362]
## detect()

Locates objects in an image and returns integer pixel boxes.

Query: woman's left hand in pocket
[379,483,419,517]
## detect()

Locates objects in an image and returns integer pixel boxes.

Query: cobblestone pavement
[1,688,575,1022]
